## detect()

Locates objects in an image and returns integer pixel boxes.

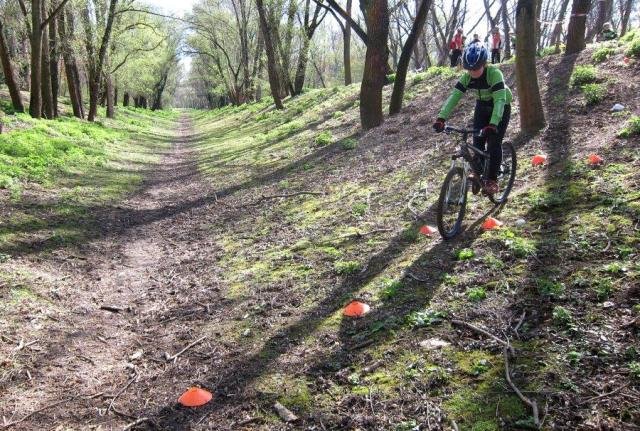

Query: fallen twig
[14,339,38,351]
[320,228,393,244]
[579,383,630,406]
[245,191,323,206]
[261,191,323,199]
[621,317,639,329]
[404,271,428,282]
[107,373,138,413]
[349,339,375,351]
[504,347,540,428]
[451,319,514,355]
[100,305,125,313]
[165,336,207,362]
[513,310,527,336]
[1,398,74,429]
[122,417,150,430]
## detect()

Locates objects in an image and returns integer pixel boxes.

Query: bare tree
[58,9,84,118]
[359,0,389,129]
[550,0,572,47]
[515,0,545,133]
[83,0,119,121]
[18,0,71,118]
[389,0,432,115]
[0,18,25,112]
[565,0,591,54]
[256,0,284,109]
[501,0,512,58]
[344,0,352,84]
[619,0,635,36]
[587,0,612,40]
[293,0,329,95]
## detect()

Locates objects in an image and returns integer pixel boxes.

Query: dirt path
[1,115,234,430]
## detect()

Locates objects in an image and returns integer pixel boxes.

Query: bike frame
[444,126,490,204]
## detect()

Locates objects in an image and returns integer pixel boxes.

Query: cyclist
[449,28,464,68]
[489,27,502,64]
[432,42,513,195]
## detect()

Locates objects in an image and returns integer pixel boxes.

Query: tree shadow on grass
[146,198,504,428]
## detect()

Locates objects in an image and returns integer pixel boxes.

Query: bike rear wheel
[489,141,517,205]
[437,167,468,240]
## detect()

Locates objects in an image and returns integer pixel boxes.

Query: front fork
[447,152,470,204]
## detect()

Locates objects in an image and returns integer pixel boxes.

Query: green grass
[0,106,178,251]
[592,46,615,63]
[617,115,640,138]
[334,260,362,275]
[626,38,640,57]
[315,131,333,146]
[570,65,597,87]
[581,83,606,105]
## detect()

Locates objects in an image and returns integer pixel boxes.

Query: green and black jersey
[438,65,513,126]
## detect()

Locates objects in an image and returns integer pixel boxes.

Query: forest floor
[1,41,640,431]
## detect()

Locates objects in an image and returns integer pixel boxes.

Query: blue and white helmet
[463,42,488,70]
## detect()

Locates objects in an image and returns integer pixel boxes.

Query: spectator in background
[490,27,503,64]
[450,28,464,67]
[598,22,618,41]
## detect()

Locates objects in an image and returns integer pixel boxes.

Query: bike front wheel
[437,167,468,240]
[489,141,517,205]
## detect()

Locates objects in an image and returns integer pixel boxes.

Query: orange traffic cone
[531,154,547,166]
[482,217,503,230]
[419,225,437,236]
[588,154,604,166]
[178,387,213,407]
[343,301,370,318]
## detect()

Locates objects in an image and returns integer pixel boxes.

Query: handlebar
[444,125,481,136]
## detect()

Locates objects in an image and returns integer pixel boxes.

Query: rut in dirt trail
[1,115,239,429]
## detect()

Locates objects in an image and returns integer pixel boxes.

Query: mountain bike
[436,125,516,240]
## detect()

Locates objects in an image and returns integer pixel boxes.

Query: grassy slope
[188,38,640,429]
[0,105,178,255]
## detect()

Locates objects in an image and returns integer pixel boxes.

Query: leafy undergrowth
[188,41,639,430]
[0,103,179,254]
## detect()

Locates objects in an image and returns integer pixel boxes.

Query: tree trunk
[29,0,43,118]
[59,9,83,118]
[293,35,311,95]
[566,0,591,54]
[152,69,169,110]
[256,0,284,109]
[501,0,512,58]
[344,0,352,85]
[106,74,115,118]
[123,92,130,106]
[40,2,54,120]
[0,19,25,112]
[279,0,297,95]
[49,10,59,118]
[587,0,612,41]
[515,0,545,133]
[550,0,571,46]
[535,0,543,50]
[359,0,389,130]
[620,0,633,36]
[87,0,118,122]
[389,0,432,115]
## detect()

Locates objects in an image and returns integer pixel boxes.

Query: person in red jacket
[449,28,464,67]
[490,27,503,64]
